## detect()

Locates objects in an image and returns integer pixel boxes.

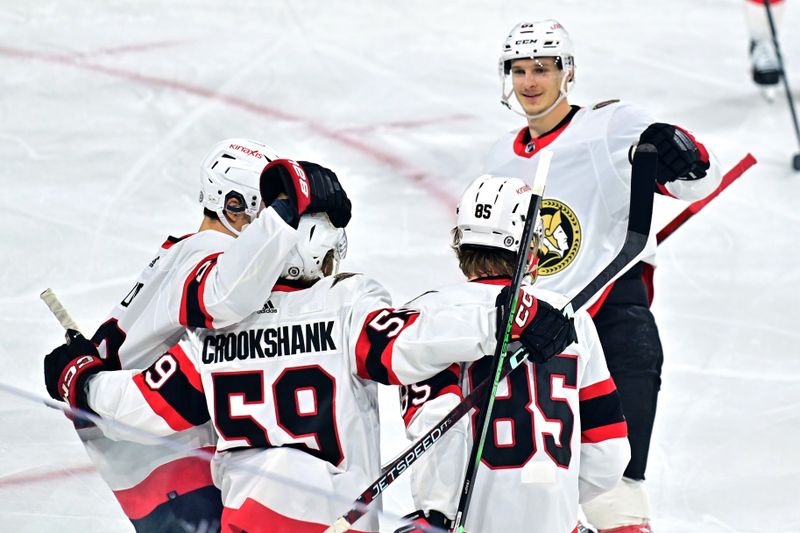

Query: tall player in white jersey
[395,175,630,533]
[42,140,352,531]
[44,207,575,533]
[482,20,725,532]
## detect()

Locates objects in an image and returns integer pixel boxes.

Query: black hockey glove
[499,286,576,364]
[298,161,352,228]
[394,510,452,533]
[636,123,710,184]
[261,159,352,229]
[44,330,104,412]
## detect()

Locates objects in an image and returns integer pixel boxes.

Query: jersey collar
[512,105,581,158]
[469,275,512,286]
[272,279,308,292]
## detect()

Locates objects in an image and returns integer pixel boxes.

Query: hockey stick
[325,145,659,533]
[763,0,800,170]
[40,288,84,344]
[323,151,552,533]
[562,143,657,316]
[657,153,757,244]
[452,149,553,531]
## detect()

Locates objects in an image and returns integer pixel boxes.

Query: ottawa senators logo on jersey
[536,199,581,276]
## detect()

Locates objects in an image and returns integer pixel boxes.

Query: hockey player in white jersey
[395,175,630,533]
[44,205,576,533]
[484,20,726,532]
[42,140,352,531]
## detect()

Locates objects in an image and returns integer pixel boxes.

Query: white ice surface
[1,0,799,531]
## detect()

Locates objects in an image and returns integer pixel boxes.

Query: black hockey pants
[592,262,664,481]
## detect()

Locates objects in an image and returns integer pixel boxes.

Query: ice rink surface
[1,0,799,531]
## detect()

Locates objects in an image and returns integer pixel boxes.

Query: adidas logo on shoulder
[257,300,278,314]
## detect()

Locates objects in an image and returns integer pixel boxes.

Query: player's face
[510,58,563,115]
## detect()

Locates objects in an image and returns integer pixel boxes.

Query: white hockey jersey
[80,207,299,520]
[402,278,631,533]
[86,273,502,532]
[483,102,722,310]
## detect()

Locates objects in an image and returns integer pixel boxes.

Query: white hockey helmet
[281,213,348,282]
[454,175,533,251]
[199,138,279,235]
[499,20,576,119]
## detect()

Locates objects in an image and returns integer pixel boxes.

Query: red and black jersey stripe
[355,308,420,385]
[579,377,627,443]
[134,345,209,432]
[401,364,462,426]
[180,252,222,328]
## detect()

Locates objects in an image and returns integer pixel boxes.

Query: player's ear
[224,196,247,221]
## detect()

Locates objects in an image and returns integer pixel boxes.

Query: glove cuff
[270,198,300,229]
[57,355,104,412]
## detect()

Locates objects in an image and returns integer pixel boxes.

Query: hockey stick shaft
[451,150,552,531]
[657,153,756,244]
[763,0,800,150]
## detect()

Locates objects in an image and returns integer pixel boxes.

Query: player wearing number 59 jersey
[42,141,352,531]
[397,176,630,533]
[59,210,572,533]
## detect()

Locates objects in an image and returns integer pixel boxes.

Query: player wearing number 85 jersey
[396,175,631,533]
[62,208,572,533]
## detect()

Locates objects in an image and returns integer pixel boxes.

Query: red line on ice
[0,465,96,487]
[339,113,473,134]
[76,39,190,59]
[0,45,458,208]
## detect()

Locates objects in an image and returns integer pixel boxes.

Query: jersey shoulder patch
[592,99,621,110]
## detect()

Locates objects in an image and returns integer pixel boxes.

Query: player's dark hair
[203,208,219,221]
[452,230,516,278]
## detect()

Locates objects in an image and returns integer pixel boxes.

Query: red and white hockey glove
[394,510,452,533]
[636,122,710,184]
[44,330,104,413]
[260,159,352,228]
[500,287,576,364]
